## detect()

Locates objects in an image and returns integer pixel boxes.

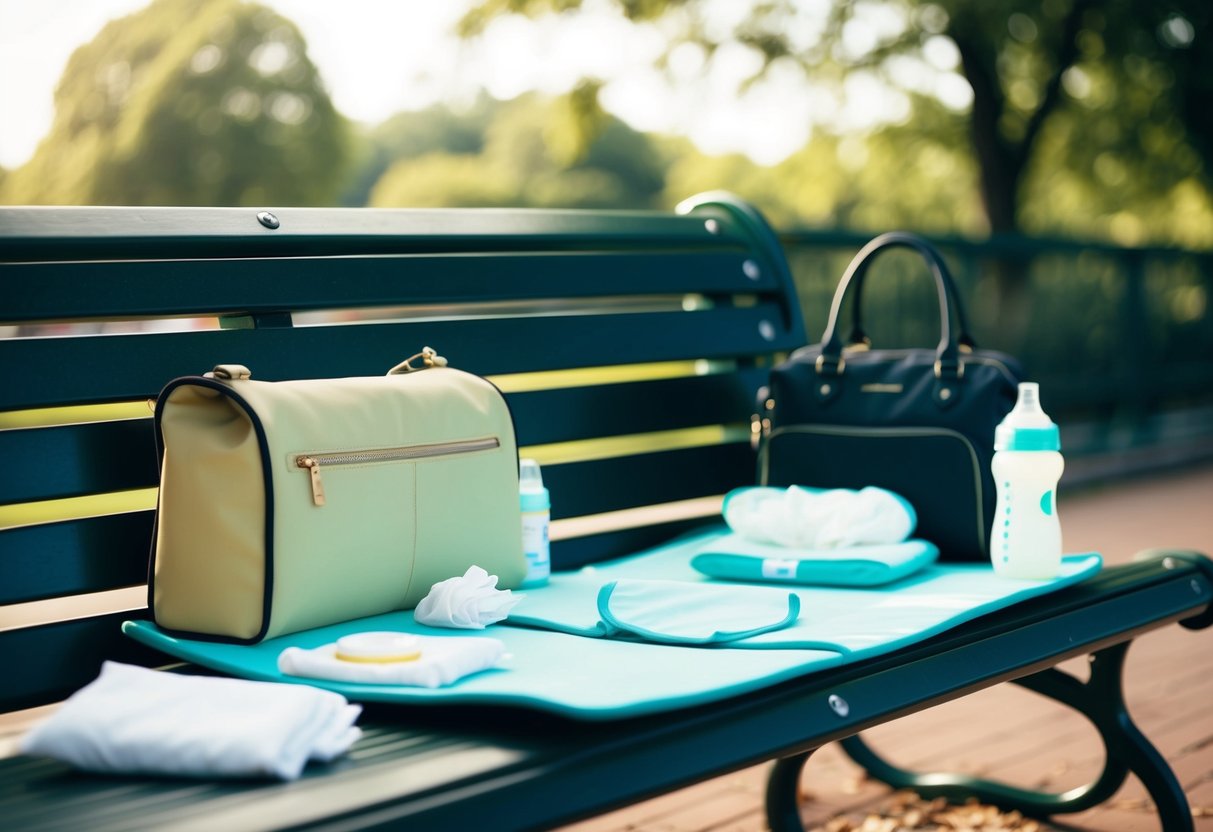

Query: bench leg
[837,641,1194,830]
[765,748,818,832]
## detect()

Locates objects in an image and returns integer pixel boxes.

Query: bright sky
[0,0,963,170]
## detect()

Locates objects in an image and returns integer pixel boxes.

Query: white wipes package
[414,565,523,629]
[724,485,916,549]
[19,662,361,781]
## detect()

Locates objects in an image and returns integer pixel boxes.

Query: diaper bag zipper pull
[297,457,326,506]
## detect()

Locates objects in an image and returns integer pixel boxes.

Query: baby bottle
[991,382,1064,579]
[519,458,550,587]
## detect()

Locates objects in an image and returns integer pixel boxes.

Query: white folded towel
[279,636,506,687]
[414,565,523,629]
[19,662,361,781]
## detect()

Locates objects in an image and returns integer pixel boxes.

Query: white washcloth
[19,662,361,781]
[279,636,506,687]
[724,485,916,549]
[414,565,523,629]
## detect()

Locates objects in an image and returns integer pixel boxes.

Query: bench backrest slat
[0,194,807,712]
[0,515,154,605]
[0,613,168,712]
[6,251,776,321]
[1,304,797,410]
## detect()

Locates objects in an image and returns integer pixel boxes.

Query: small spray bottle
[991,382,1064,579]
[519,459,550,587]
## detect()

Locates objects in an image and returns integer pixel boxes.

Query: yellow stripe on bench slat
[0,488,157,531]
[522,425,751,467]
[0,360,737,428]
[488,359,731,393]
[0,495,725,630]
[0,401,153,430]
[0,422,748,528]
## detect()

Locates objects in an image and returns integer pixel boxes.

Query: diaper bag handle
[817,232,970,380]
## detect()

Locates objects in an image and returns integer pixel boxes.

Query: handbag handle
[818,232,967,380]
[844,242,976,353]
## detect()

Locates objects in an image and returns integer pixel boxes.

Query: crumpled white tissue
[279,636,506,688]
[724,485,915,550]
[19,661,361,781]
[414,565,523,629]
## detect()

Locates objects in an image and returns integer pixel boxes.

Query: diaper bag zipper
[296,437,501,506]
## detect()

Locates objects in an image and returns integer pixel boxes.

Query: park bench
[1,193,1210,831]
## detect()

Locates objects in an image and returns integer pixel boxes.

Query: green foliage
[662,97,988,236]
[461,0,1213,248]
[368,93,666,209]
[339,96,497,207]
[1,0,349,206]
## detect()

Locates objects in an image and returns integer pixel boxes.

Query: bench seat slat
[3,251,774,322]
[0,305,796,410]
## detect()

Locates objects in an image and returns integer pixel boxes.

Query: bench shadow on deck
[560,462,1213,832]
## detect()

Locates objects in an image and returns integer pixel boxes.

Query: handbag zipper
[760,424,986,551]
[295,437,500,506]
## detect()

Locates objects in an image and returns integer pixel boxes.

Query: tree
[461,0,1210,241]
[368,91,667,209]
[339,95,497,207]
[1,0,349,206]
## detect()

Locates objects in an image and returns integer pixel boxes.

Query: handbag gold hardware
[387,347,448,375]
[204,364,253,381]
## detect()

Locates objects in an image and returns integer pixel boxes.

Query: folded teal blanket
[690,534,938,587]
[124,525,1102,719]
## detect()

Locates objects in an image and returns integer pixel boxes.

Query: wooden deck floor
[561,463,1213,832]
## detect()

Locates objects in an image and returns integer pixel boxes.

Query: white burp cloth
[724,485,916,549]
[19,661,361,781]
[414,565,523,629]
[279,636,506,688]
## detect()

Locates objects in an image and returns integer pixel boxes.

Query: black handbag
[759,232,1023,562]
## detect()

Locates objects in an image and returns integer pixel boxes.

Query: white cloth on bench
[20,661,361,780]
[278,635,506,687]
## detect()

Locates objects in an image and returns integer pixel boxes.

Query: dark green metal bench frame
[1,194,1210,831]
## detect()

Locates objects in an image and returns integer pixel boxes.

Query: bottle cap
[995,382,1060,451]
[519,458,544,489]
[519,458,550,511]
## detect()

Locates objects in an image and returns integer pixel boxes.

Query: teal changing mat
[124,526,1101,720]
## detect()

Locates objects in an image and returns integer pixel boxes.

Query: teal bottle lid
[520,488,550,512]
[995,382,1061,452]
[1002,425,1061,451]
[519,458,550,512]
